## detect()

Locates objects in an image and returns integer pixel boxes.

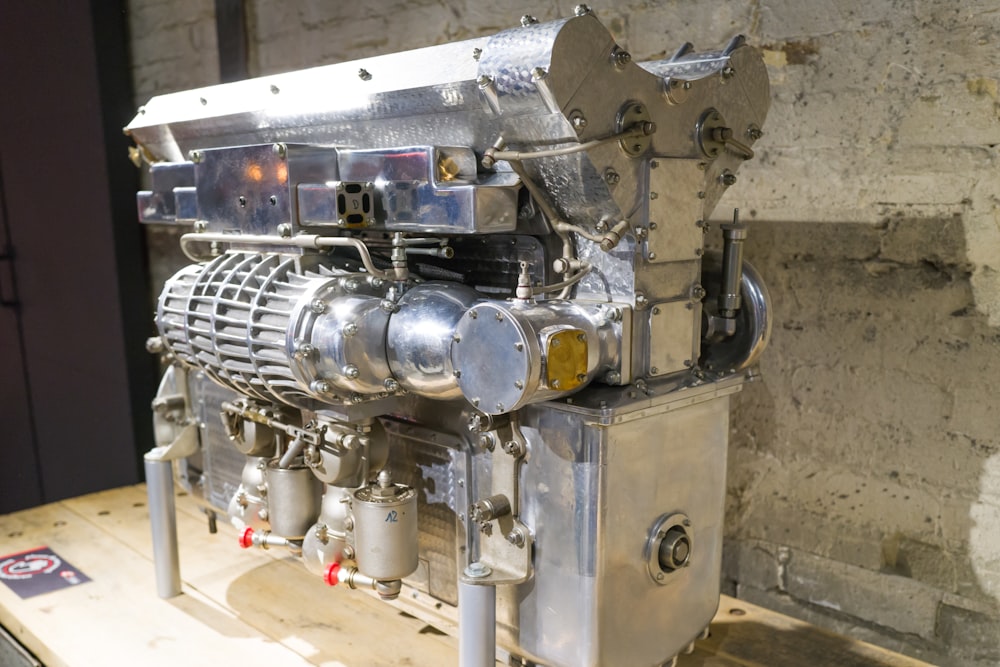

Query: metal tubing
[144,455,181,598]
[718,209,747,318]
[459,579,497,667]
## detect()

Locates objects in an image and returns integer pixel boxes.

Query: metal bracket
[464,415,532,585]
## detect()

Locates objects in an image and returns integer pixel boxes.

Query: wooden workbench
[0,485,933,667]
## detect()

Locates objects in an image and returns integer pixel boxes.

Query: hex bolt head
[720,170,737,186]
[310,299,327,314]
[277,223,292,238]
[384,378,400,392]
[531,67,547,80]
[506,530,526,547]
[604,169,620,186]
[343,365,360,379]
[343,322,358,337]
[358,68,372,81]
[476,74,493,89]
[520,15,538,26]
[574,4,592,16]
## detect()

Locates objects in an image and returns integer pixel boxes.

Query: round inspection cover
[452,302,531,415]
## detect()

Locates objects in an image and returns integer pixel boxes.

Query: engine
[130,9,771,667]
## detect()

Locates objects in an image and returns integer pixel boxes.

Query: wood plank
[61,485,460,666]
[0,498,311,667]
[1,486,937,667]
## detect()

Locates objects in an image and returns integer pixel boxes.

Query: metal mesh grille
[157,252,313,406]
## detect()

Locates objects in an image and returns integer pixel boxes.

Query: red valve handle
[323,562,342,586]
[238,526,254,549]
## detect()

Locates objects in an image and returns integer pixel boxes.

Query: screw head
[277,223,292,237]
[476,74,493,89]
[384,378,399,392]
[604,169,620,186]
[520,15,538,26]
[506,530,526,547]
[272,143,286,158]
[358,68,372,81]
[343,364,360,379]
[531,67,547,80]
[574,4,592,16]
[310,299,326,314]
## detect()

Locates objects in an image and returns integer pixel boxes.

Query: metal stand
[144,454,181,598]
[459,573,497,667]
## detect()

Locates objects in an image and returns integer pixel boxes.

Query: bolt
[277,223,292,237]
[358,68,372,81]
[465,561,492,579]
[343,322,358,337]
[692,283,706,300]
[343,365,360,379]
[650,192,659,200]
[570,111,588,133]
[311,380,331,393]
[531,67,547,80]
[343,545,355,560]
[697,191,706,199]
[476,74,493,89]
[311,299,326,314]
[721,66,736,79]
[595,219,609,233]
[648,252,657,260]
[747,126,764,141]
[520,15,538,26]
[515,380,524,389]
[607,307,623,322]
[613,48,632,69]
[604,169,620,186]
[506,529,526,547]
[351,393,365,404]
[343,517,354,532]
[514,342,524,351]
[272,143,286,158]
[651,366,659,374]
[649,222,658,230]
[636,294,649,308]
[193,220,207,233]
[496,402,505,412]
[479,434,495,452]
[551,379,562,389]
[380,299,399,313]
[574,4,592,16]
[294,343,317,361]
[652,307,661,315]
[468,310,478,319]
[695,248,704,257]
[384,378,399,392]
[472,47,482,61]
[270,84,280,95]
[720,171,737,187]
[189,150,202,163]
[495,312,504,321]
[650,159,659,169]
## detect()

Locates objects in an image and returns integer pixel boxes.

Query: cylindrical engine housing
[265,462,322,539]
[351,481,418,580]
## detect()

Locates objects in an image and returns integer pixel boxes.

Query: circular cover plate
[452,303,531,414]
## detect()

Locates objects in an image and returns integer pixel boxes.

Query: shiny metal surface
[352,479,419,580]
[138,11,772,667]
[265,463,322,539]
[144,456,181,599]
[387,282,480,399]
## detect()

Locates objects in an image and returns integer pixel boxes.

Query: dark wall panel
[0,2,153,512]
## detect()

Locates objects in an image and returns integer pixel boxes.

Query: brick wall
[127,2,1000,664]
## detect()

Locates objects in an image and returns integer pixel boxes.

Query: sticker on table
[0,546,91,598]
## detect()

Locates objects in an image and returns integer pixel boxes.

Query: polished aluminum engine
[131,10,771,667]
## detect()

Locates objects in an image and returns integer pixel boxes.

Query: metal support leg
[459,577,497,667]
[145,455,181,598]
